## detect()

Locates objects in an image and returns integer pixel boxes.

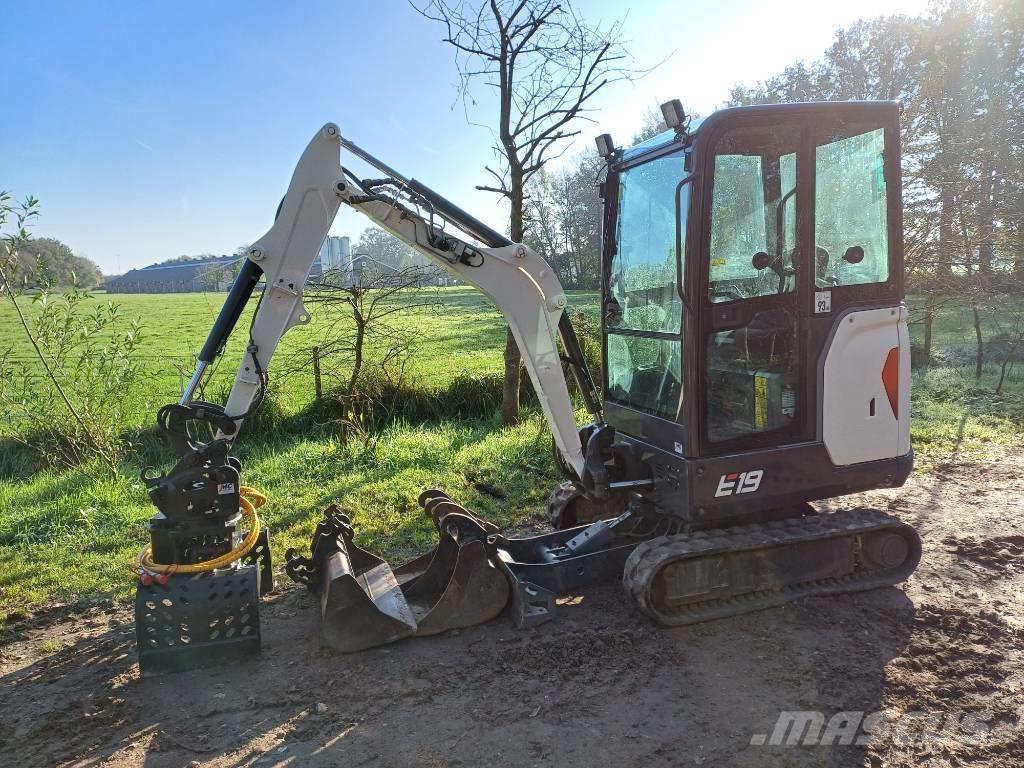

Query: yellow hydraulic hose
[135,486,266,576]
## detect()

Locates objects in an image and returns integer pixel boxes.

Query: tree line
[6,236,103,289]
[729,0,1023,282]
[520,1,1023,296]
[730,0,1023,371]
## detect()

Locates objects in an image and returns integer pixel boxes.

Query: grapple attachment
[285,498,510,652]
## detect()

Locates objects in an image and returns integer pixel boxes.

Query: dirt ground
[3,450,1024,767]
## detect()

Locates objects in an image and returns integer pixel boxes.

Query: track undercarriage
[284,487,922,652]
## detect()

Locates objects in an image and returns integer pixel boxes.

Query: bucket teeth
[285,496,510,652]
[418,489,499,534]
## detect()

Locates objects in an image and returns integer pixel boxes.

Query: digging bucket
[286,507,417,652]
[286,500,510,652]
[397,511,509,636]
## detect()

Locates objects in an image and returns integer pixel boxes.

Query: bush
[565,308,603,396]
[302,367,539,438]
[929,344,977,369]
[1,194,145,470]
[0,288,145,470]
[986,333,1024,365]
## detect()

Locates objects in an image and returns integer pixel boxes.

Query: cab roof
[616,101,899,164]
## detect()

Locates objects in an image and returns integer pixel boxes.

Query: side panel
[614,433,912,526]
[897,307,912,456]
[822,305,908,465]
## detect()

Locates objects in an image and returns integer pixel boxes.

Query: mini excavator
[135,100,921,673]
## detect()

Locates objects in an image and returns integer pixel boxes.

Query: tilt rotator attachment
[135,408,274,675]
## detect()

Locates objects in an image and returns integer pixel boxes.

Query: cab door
[695,120,810,456]
[808,109,909,465]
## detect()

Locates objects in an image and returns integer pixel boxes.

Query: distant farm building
[103,234,457,293]
[318,235,351,273]
[104,236,354,294]
[105,255,242,294]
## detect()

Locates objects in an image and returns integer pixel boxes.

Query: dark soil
[3,450,1024,767]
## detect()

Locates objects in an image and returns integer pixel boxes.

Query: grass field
[0,287,1022,622]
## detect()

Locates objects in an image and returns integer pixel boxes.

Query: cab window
[604,150,686,422]
[704,123,802,443]
[814,124,889,287]
[606,335,682,421]
[707,125,800,302]
[608,152,685,334]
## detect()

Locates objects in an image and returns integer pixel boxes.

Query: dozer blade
[285,500,511,652]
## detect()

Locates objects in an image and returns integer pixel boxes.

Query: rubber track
[623,507,922,626]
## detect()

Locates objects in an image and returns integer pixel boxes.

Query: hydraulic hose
[135,486,266,576]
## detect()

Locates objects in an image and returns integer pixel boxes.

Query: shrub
[0,193,145,470]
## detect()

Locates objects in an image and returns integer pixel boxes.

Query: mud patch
[943,535,1024,577]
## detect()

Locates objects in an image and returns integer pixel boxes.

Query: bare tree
[296,264,441,398]
[414,0,645,424]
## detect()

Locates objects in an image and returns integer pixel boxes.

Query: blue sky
[2,0,930,275]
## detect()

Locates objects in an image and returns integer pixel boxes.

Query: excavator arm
[136,123,617,670]
[179,123,600,481]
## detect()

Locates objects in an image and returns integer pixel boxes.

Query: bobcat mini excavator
[135,100,921,673]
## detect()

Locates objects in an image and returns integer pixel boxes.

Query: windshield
[605,150,688,422]
[608,151,686,334]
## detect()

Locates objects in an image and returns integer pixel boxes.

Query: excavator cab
[595,101,911,529]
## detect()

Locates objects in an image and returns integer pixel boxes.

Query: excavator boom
[179,123,598,482]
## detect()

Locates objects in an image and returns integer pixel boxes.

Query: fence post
[313,346,322,401]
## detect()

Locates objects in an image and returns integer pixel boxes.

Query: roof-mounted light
[660,99,688,133]
[595,133,616,159]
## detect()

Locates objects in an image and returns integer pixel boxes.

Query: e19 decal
[715,469,764,498]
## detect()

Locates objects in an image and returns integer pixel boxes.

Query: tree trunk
[348,313,365,396]
[922,299,935,368]
[501,327,521,424]
[501,165,526,425]
[938,178,955,275]
[972,302,984,380]
[977,159,995,275]
[996,355,1013,396]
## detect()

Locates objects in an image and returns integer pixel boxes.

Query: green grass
[910,365,1024,465]
[0,287,597,423]
[0,414,565,614]
[903,294,1024,464]
[0,287,1021,621]
[0,287,597,621]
